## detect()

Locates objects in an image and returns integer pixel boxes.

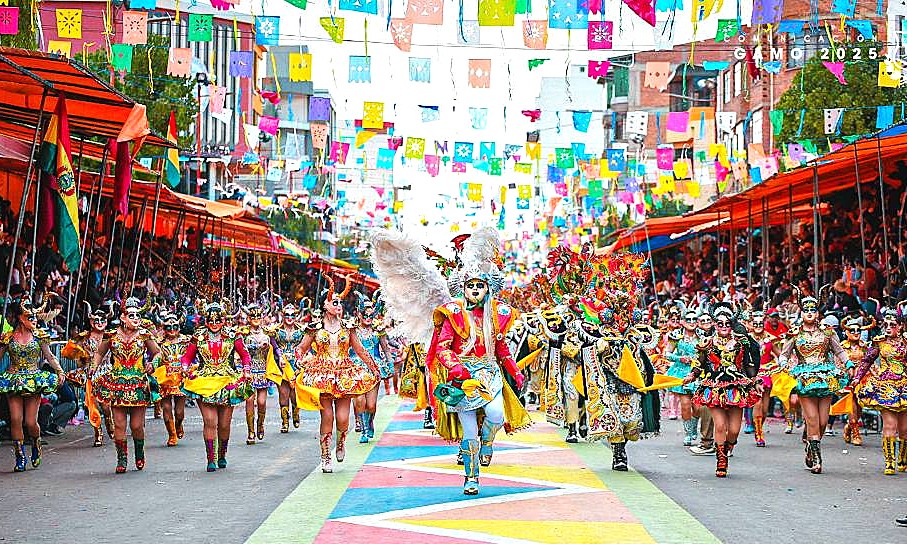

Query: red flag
[111,139,132,218]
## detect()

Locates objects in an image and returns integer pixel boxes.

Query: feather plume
[369,229,451,345]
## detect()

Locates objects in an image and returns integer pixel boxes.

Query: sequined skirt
[299,355,377,398]
[94,370,156,407]
[790,362,850,398]
[693,367,761,408]
[857,372,907,412]
[665,361,697,395]
[0,369,58,396]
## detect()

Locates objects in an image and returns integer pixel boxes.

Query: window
[751,109,763,146]
[723,70,732,103]
[733,62,742,96]
[787,30,829,69]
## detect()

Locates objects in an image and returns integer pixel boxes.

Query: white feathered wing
[369,229,451,345]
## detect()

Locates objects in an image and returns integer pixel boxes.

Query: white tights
[459,394,505,440]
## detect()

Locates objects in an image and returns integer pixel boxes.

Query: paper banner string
[468,59,491,88]
[822,61,847,84]
[523,20,548,49]
[390,18,413,51]
[587,20,613,50]
[409,57,431,82]
[406,0,443,24]
[528,58,548,70]
[122,11,148,45]
[458,20,481,44]
[478,0,515,26]
[229,50,254,77]
[48,40,72,57]
[320,17,345,43]
[56,8,82,39]
[289,52,312,82]
[167,48,192,77]
[549,0,587,29]
[188,13,213,41]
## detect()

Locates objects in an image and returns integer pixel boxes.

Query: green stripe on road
[245,396,401,544]
[569,442,721,544]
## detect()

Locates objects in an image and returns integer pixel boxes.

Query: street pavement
[2,395,907,544]
[0,395,320,544]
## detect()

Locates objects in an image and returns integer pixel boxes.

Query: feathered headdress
[448,227,505,298]
[370,229,451,344]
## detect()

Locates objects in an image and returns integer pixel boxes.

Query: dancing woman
[181,303,253,472]
[353,296,390,443]
[0,299,64,471]
[853,311,907,474]
[683,305,760,477]
[273,303,306,433]
[777,296,852,474]
[749,311,783,447]
[156,310,189,447]
[295,276,379,473]
[664,310,701,446]
[242,304,278,444]
[92,298,161,473]
[62,303,114,447]
[840,315,871,447]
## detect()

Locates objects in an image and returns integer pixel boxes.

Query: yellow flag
[294,373,322,410]
[152,365,181,387]
[879,60,902,88]
[525,142,541,160]
[617,346,645,389]
[355,130,377,148]
[183,376,232,397]
[362,101,384,129]
[571,370,587,398]
[517,347,544,370]
[829,392,854,416]
[265,348,284,385]
[636,373,685,393]
[770,371,798,411]
[56,9,82,39]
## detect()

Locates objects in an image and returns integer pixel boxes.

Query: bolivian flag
[39,96,80,273]
[165,111,180,188]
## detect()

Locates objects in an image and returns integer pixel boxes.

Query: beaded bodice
[194,332,239,372]
[160,335,189,370]
[841,339,869,368]
[274,326,305,353]
[358,328,382,360]
[700,335,745,370]
[110,331,151,372]
[872,337,907,377]
[244,329,272,366]
[791,328,835,365]
[3,333,45,373]
[313,327,352,362]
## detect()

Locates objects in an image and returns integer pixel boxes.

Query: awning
[0,48,174,147]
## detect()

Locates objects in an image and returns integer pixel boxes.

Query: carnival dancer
[155,310,190,447]
[658,306,682,420]
[683,304,760,477]
[664,310,701,446]
[92,298,161,473]
[241,304,278,445]
[295,275,380,473]
[777,296,852,474]
[854,310,907,474]
[0,299,64,471]
[765,308,798,433]
[61,302,114,447]
[181,302,253,472]
[352,295,390,443]
[840,315,872,447]
[749,311,783,447]
[272,303,306,433]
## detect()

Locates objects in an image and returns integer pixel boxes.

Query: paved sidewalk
[247,398,718,543]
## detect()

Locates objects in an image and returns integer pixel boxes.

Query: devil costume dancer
[353,294,391,444]
[684,304,760,478]
[241,304,279,445]
[181,302,253,472]
[748,311,782,447]
[371,227,530,495]
[62,302,114,447]
[854,311,907,475]
[0,299,64,472]
[272,303,307,433]
[295,275,380,473]
[155,309,190,447]
[777,296,851,474]
[92,298,162,474]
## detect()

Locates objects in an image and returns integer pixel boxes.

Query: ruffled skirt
[377,358,396,380]
[857,372,907,412]
[0,369,58,396]
[299,356,377,398]
[693,368,761,408]
[790,362,849,398]
[94,370,156,407]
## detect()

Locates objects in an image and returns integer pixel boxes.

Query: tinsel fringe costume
[180,331,253,405]
[856,336,907,412]
[782,327,851,397]
[0,331,59,395]
[297,324,378,398]
[692,335,761,409]
[157,334,189,398]
[93,331,158,407]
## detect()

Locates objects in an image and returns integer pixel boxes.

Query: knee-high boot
[217,439,229,469]
[461,438,481,495]
[246,410,256,445]
[165,418,178,447]
[205,439,217,472]
[134,438,146,470]
[280,406,290,434]
[479,418,503,467]
[257,405,266,441]
[12,441,26,472]
[883,436,898,475]
[754,415,766,447]
[320,432,333,473]
[115,439,128,474]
